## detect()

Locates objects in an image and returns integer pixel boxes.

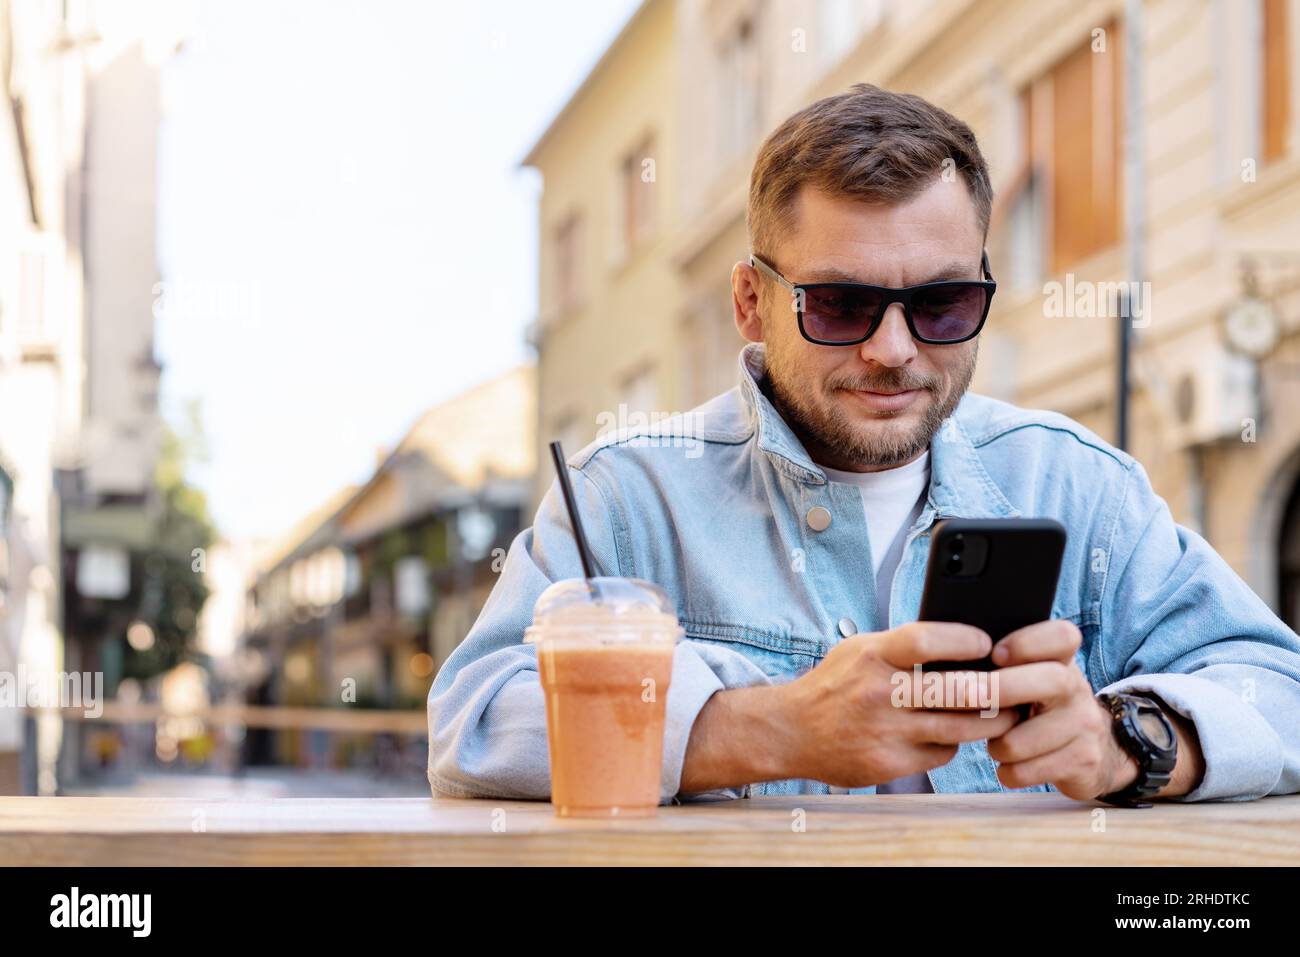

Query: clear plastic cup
[524,577,683,818]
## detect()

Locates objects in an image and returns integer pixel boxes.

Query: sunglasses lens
[800,285,885,343]
[910,284,988,342]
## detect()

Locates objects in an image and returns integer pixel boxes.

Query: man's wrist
[679,683,801,795]
[1097,692,1203,801]
[1147,694,1205,798]
[1106,743,1142,794]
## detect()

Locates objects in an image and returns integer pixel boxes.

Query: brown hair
[747,83,993,259]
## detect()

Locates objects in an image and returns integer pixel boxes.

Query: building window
[998,92,1047,292]
[394,555,430,619]
[820,0,882,65]
[619,133,658,258]
[552,211,584,316]
[16,232,64,349]
[1017,23,1124,276]
[820,0,858,63]
[1262,0,1291,163]
[719,13,762,159]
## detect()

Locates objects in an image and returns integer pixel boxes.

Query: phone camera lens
[951,534,965,554]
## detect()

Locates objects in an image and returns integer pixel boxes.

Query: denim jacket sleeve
[1092,459,1300,801]
[425,461,769,805]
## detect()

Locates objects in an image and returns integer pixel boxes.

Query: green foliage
[374,527,409,577]
[123,401,217,681]
[422,521,449,569]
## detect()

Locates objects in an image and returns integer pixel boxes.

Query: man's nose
[857,302,917,367]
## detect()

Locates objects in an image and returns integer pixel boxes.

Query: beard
[762,339,977,470]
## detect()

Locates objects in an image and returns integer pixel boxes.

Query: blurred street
[2,0,1298,802]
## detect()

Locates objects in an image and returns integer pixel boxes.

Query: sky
[155,0,640,542]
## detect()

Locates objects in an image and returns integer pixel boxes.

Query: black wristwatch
[1096,692,1178,808]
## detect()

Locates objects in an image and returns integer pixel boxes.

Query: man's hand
[983,621,1205,800]
[680,622,1020,794]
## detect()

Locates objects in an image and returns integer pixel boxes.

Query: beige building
[0,0,100,793]
[0,0,182,792]
[524,0,1300,629]
[523,0,684,505]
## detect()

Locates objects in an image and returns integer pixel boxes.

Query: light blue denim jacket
[427,343,1300,803]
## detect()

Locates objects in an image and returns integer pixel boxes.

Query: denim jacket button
[807,506,832,531]
[838,617,857,638]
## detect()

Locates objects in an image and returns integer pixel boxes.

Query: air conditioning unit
[1158,338,1259,450]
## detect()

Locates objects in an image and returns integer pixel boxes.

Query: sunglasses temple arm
[750,255,796,293]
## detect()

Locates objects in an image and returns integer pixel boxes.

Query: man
[428,84,1300,804]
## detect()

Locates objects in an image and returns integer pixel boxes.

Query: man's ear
[732,260,764,343]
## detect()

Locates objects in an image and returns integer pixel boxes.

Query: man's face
[737,179,984,472]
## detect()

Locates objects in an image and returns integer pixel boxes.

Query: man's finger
[908,707,1019,745]
[879,622,992,669]
[985,702,1078,764]
[995,739,1084,792]
[991,619,1082,668]
[983,660,1085,710]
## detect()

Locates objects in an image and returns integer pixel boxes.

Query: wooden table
[2,793,1298,865]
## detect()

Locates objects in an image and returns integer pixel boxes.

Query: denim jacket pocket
[1046,607,1103,688]
[680,619,824,680]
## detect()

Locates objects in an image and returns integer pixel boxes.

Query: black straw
[549,440,598,580]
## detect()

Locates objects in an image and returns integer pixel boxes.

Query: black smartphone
[918,518,1067,671]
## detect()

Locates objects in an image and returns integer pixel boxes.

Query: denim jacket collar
[737,342,1018,521]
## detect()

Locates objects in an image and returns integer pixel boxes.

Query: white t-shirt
[821,451,931,595]
[820,450,934,795]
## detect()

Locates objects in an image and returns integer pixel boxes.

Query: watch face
[1137,709,1174,750]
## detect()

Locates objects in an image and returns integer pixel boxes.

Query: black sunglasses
[749,252,997,346]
